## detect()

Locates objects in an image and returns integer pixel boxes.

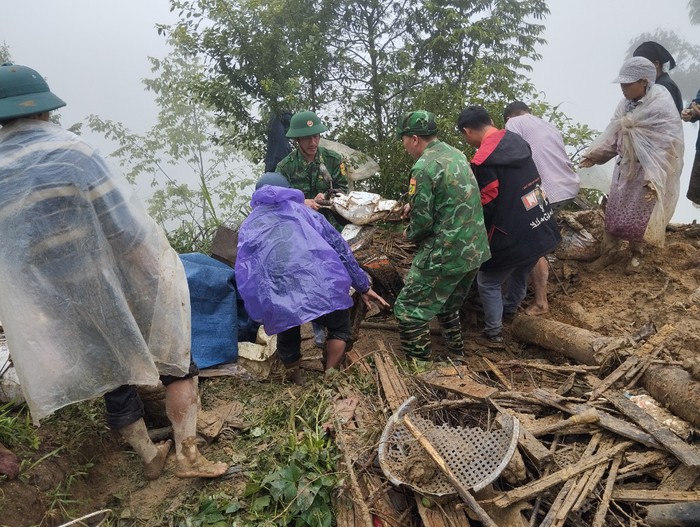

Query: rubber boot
[398,320,432,360]
[284,360,305,386]
[166,378,228,479]
[437,311,464,355]
[119,418,171,480]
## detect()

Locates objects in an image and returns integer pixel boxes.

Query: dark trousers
[276,309,351,365]
[103,360,199,430]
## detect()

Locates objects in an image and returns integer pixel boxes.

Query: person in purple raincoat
[235,173,388,384]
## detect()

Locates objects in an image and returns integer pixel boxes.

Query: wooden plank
[586,355,640,401]
[532,388,663,448]
[610,489,700,503]
[541,434,601,527]
[658,464,699,491]
[603,390,700,467]
[419,367,499,400]
[591,453,623,527]
[491,441,633,508]
[374,344,410,411]
[496,413,552,468]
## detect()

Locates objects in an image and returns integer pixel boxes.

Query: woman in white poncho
[581,57,684,274]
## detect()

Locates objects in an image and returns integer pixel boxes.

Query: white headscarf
[613,57,657,91]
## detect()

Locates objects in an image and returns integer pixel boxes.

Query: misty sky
[2,0,699,222]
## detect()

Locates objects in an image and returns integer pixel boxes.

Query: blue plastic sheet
[180,253,238,368]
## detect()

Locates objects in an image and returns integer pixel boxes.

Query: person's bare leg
[525,257,549,316]
[119,418,172,480]
[324,339,346,371]
[166,377,227,478]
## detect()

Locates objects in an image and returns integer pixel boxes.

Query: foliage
[0,402,38,449]
[173,380,343,527]
[160,0,557,199]
[87,36,254,253]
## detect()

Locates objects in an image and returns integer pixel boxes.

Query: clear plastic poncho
[0,120,191,424]
[584,84,684,247]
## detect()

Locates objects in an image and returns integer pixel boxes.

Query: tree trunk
[641,365,700,429]
[510,316,625,366]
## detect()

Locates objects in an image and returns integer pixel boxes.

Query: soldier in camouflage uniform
[394,111,491,359]
[276,110,348,231]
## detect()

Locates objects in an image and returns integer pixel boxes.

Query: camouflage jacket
[275,145,348,198]
[407,139,491,273]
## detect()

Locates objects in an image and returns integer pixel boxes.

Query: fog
[2,0,699,222]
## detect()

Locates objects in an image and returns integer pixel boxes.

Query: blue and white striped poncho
[0,120,191,424]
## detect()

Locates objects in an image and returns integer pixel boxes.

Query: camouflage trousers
[394,266,478,359]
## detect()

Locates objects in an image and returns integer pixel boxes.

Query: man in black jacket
[457,105,561,343]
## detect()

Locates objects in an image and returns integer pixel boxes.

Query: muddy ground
[1,222,699,527]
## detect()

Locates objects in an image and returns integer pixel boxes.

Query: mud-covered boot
[175,436,228,479]
[398,320,432,360]
[284,360,305,386]
[437,311,464,355]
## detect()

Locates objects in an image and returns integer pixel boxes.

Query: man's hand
[401,203,411,219]
[304,198,321,210]
[361,288,391,310]
[579,157,594,169]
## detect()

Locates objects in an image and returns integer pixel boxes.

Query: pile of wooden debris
[331,322,700,527]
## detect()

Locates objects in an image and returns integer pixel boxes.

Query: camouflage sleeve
[406,164,435,243]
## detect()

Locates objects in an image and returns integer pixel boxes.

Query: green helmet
[286,110,328,138]
[0,64,66,121]
[396,110,438,138]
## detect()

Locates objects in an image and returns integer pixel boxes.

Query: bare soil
[1,225,699,527]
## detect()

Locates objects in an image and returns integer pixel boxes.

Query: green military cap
[0,63,66,121]
[396,110,438,138]
[286,110,328,138]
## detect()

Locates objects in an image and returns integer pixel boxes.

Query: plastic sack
[180,253,238,369]
[555,227,600,261]
[235,186,355,335]
[319,139,380,181]
[332,191,399,225]
[0,120,191,424]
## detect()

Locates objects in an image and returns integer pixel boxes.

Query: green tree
[163,0,341,160]
[161,1,585,201]
[88,40,253,253]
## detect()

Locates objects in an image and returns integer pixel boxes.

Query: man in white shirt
[504,101,580,315]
